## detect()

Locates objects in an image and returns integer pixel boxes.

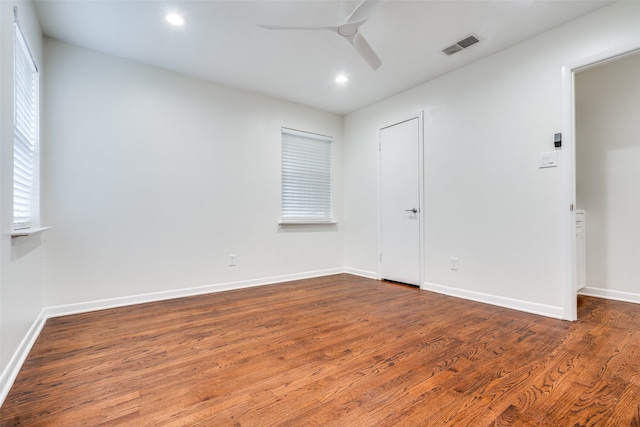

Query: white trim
[44,268,344,318]
[418,111,425,287]
[561,64,577,321]
[562,38,640,321]
[13,6,39,72]
[281,127,332,142]
[564,38,640,74]
[279,221,337,226]
[377,127,382,281]
[0,309,47,406]
[579,287,640,305]
[343,267,378,280]
[421,281,565,320]
[11,226,51,238]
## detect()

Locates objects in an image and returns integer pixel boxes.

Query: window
[13,15,39,230]
[281,128,333,223]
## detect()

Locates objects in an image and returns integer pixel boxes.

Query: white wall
[0,0,45,390]
[576,52,640,297]
[41,39,344,307]
[344,1,640,316]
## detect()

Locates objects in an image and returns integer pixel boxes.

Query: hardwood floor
[2,274,640,426]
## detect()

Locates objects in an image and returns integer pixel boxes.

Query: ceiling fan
[259,0,386,70]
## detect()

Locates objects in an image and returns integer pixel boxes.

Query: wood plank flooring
[2,274,640,426]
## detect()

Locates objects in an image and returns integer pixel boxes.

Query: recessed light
[335,74,348,83]
[166,13,186,26]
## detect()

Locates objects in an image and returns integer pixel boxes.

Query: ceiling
[34,0,614,115]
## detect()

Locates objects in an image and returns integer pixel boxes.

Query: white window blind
[13,18,39,230]
[281,128,333,223]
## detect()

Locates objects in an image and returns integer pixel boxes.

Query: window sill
[279,221,337,226]
[11,227,51,238]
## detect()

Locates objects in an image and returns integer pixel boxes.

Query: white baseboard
[0,309,47,406]
[343,267,378,280]
[421,281,565,320]
[44,268,345,319]
[0,267,344,407]
[579,286,640,304]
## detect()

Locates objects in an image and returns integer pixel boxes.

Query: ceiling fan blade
[349,32,382,70]
[344,0,386,24]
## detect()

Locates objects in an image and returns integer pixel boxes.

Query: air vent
[442,34,480,56]
[442,44,463,56]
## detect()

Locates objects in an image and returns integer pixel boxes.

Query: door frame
[561,40,640,321]
[377,112,425,286]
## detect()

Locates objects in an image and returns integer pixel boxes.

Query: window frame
[12,10,40,232]
[280,128,334,224]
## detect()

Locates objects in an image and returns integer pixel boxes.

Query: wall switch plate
[229,254,236,266]
[539,151,558,168]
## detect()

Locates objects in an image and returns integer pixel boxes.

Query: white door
[380,117,421,285]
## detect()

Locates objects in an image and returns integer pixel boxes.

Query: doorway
[574,51,640,301]
[379,116,423,286]
[563,43,640,320]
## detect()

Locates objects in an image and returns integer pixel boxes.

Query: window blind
[281,128,333,223]
[13,19,38,230]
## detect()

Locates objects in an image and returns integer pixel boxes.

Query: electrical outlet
[229,254,236,266]
[450,257,459,271]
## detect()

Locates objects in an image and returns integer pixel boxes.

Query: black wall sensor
[554,133,562,148]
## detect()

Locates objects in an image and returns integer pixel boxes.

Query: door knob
[405,208,418,214]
